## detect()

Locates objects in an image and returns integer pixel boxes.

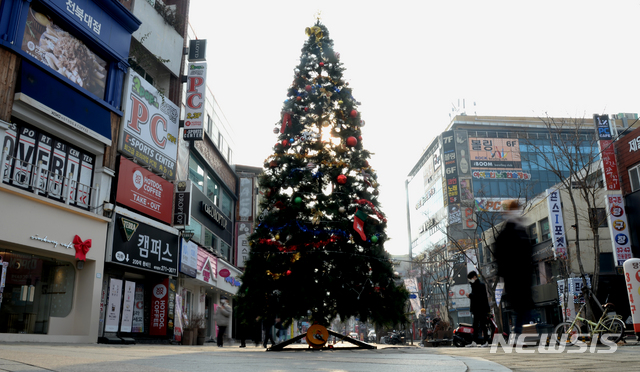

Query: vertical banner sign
[623,258,640,333]
[236,221,253,268]
[454,131,470,178]
[546,189,567,258]
[132,283,144,333]
[120,70,179,179]
[403,278,421,318]
[173,181,192,227]
[605,195,632,266]
[495,282,504,306]
[105,278,123,332]
[150,278,169,336]
[442,131,459,205]
[462,206,477,230]
[120,280,136,332]
[174,293,183,342]
[180,239,198,278]
[238,177,254,221]
[594,115,620,190]
[184,62,207,141]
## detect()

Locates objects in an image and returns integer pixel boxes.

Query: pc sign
[184,62,207,141]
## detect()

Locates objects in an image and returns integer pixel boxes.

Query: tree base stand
[267,329,377,351]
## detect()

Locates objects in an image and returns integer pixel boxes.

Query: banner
[605,195,632,266]
[120,280,136,332]
[180,239,198,278]
[150,278,169,336]
[546,189,567,258]
[105,278,123,332]
[120,70,179,179]
[442,131,459,205]
[404,278,421,318]
[174,293,183,342]
[184,62,207,140]
[236,222,253,268]
[623,259,640,333]
[132,283,144,333]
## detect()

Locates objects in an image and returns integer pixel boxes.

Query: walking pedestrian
[213,296,231,347]
[262,316,276,348]
[417,308,428,344]
[466,271,490,347]
[494,200,534,344]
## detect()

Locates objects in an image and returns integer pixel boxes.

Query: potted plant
[182,325,194,345]
[191,312,207,345]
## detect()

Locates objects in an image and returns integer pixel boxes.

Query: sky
[188,0,640,256]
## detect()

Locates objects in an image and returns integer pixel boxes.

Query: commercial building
[0,0,140,342]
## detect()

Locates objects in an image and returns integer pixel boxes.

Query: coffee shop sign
[30,235,74,249]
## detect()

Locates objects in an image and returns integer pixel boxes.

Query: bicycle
[553,287,625,346]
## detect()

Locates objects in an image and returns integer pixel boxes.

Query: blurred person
[417,308,428,344]
[494,200,534,344]
[214,296,232,347]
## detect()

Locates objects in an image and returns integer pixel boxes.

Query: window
[204,229,218,254]
[206,114,213,135]
[188,218,203,245]
[540,218,551,241]
[206,174,219,206]
[220,190,232,218]
[528,224,538,245]
[188,155,205,191]
[220,241,231,262]
[0,251,75,334]
[629,164,640,192]
[589,208,608,228]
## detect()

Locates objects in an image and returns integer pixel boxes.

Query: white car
[348,332,358,340]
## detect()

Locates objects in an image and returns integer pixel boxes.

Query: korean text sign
[623,259,640,333]
[605,195,632,266]
[120,70,179,179]
[183,62,207,140]
[546,189,567,258]
[116,157,174,224]
[111,214,179,275]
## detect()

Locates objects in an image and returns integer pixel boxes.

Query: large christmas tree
[238,22,408,327]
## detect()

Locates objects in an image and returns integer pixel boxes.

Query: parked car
[367,330,376,343]
[348,332,358,340]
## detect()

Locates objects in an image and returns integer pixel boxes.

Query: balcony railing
[1,148,100,212]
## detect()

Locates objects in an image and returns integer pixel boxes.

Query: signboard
[120,70,179,179]
[442,131,459,205]
[198,247,218,284]
[150,278,169,336]
[111,214,179,275]
[546,189,567,259]
[2,122,95,209]
[474,197,509,212]
[462,206,477,230]
[469,138,521,170]
[403,278,421,318]
[173,180,192,227]
[22,3,108,98]
[120,280,136,332]
[132,283,144,333]
[116,157,174,223]
[217,261,241,295]
[593,115,620,190]
[605,195,632,266]
[188,39,207,61]
[236,221,253,268]
[495,282,504,306]
[623,259,640,333]
[184,62,207,141]
[455,131,470,177]
[472,170,531,180]
[238,177,254,221]
[105,278,123,332]
[459,178,473,201]
[448,204,461,224]
[180,239,198,278]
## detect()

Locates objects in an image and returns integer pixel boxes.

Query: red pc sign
[184,62,207,141]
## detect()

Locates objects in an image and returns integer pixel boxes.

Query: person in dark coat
[466,271,491,347]
[494,200,534,338]
[262,317,276,348]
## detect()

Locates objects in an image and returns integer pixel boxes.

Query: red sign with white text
[599,140,620,190]
[116,157,174,224]
[149,278,169,336]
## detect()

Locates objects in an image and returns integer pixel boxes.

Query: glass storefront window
[219,241,231,262]
[204,229,218,252]
[188,155,204,191]
[206,174,219,206]
[0,251,75,334]
[188,219,202,245]
[220,191,232,218]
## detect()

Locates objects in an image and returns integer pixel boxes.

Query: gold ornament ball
[275,234,280,240]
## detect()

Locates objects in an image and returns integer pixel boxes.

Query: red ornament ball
[350,109,358,118]
[282,140,289,147]
[346,136,358,147]
[305,85,312,92]
[337,174,347,184]
[319,62,325,67]
[296,96,302,101]
[304,107,309,112]
[286,270,292,276]
[358,136,362,141]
